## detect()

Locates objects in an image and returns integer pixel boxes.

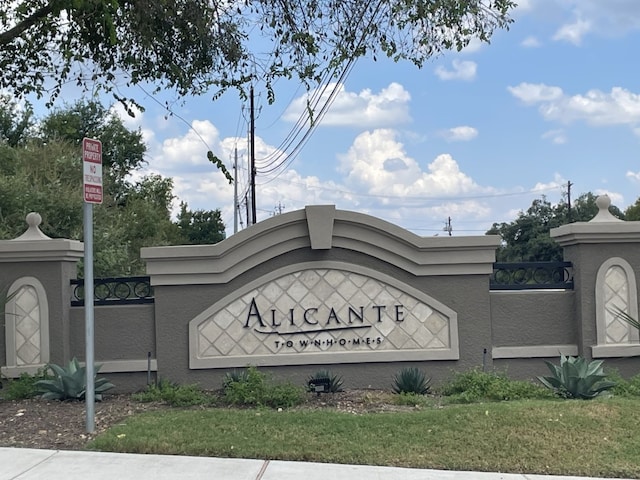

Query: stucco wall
[4,203,640,393]
[69,304,156,361]
[490,290,576,347]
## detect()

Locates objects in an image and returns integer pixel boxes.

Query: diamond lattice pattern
[196,269,452,359]
[12,286,42,366]
[604,265,631,344]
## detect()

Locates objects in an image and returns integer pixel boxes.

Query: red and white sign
[83,138,103,204]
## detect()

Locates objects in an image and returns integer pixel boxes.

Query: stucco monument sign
[142,205,500,373]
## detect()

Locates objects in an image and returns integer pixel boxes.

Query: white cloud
[532,173,566,193]
[508,83,563,104]
[515,0,533,12]
[459,37,484,54]
[110,103,144,130]
[508,83,640,131]
[338,129,487,201]
[521,36,541,48]
[568,1,640,36]
[440,126,478,142]
[553,18,591,45]
[283,82,411,128]
[434,60,477,81]
[541,129,567,144]
[521,1,640,42]
[627,171,640,183]
[158,120,222,170]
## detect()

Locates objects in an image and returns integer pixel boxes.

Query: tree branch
[0,1,63,46]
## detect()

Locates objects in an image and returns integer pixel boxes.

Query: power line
[265,179,564,202]
[252,0,384,183]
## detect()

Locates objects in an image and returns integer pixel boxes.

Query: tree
[0,140,85,240]
[0,95,34,146]
[1,1,516,107]
[487,193,625,262]
[39,100,146,191]
[569,192,624,222]
[176,203,226,245]
[625,197,640,221]
[92,174,183,276]
[0,99,227,276]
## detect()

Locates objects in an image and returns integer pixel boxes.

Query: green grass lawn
[89,397,640,478]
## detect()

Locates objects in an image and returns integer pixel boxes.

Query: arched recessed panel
[594,257,639,353]
[4,276,50,371]
[189,262,459,368]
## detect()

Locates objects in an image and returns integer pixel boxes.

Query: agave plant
[307,370,344,393]
[614,307,640,331]
[35,357,114,401]
[538,355,616,399]
[222,368,250,389]
[392,367,431,395]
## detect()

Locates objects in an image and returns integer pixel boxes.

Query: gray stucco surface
[3,204,640,392]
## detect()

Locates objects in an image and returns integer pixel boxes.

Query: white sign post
[82,138,102,433]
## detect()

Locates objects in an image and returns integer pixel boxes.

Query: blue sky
[105,1,640,237]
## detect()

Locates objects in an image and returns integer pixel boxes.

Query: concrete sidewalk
[1,448,634,480]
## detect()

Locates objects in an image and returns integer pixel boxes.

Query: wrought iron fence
[490,261,573,290]
[71,276,154,306]
[69,263,571,306]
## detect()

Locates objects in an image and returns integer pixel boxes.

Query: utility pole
[250,85,257,225]
[233,147,238,234]
[567,181,573,223]
[274,201,285,215]
[443,217,452,236]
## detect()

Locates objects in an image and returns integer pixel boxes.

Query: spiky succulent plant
[538,355,615,399]
[35,357,114,401]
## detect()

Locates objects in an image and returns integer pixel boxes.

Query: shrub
[441,368,551,403]
[392,367,431,395]
[35,357,114,401]
[2,370,51,400]
[223,365,304,409]
[132,379,214,407]
[608,371,640,397]
[307,370,344,393]
[393,392,434,407]
[538,355,616,399]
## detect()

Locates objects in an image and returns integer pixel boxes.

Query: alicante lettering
[243,296,403,353]
[245,297,404,331]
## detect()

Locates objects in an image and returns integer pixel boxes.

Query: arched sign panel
[189,263,459,368]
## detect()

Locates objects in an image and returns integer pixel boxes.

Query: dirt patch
[0,395,165,450]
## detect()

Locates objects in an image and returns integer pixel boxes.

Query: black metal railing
[490,262,574,290]
[71,276,154,306]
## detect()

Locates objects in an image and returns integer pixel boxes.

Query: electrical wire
[253,0,384,182]
[271,179,564,202]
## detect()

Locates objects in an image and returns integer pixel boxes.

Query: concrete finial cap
[12,212,51,240]
[590,194,622,223]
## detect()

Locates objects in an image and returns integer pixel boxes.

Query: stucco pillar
[551,195,640,360]
[0,213,83,376]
